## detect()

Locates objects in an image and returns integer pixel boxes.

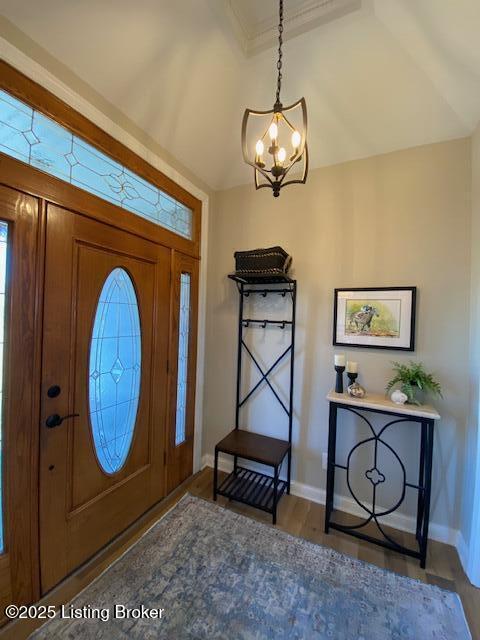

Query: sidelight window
[175,273,191,446]
[0,90,192,239]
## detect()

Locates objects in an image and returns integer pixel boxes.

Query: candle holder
[347,372,358,386]
[334,365,345,393]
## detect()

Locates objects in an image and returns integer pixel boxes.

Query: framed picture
[333,287,416,351]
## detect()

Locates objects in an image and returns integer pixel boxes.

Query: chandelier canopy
[241,0,308,197]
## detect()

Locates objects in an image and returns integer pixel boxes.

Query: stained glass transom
[175,273,191,446]
[0,90,192,239]
[0,222,7,552]
[89,268,141,474]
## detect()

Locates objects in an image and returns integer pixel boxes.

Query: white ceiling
[223,0,362,55]
[0,0,479,191]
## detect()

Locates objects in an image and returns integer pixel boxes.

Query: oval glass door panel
[89,268,141,474]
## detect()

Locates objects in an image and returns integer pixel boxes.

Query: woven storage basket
[234,246,292,279]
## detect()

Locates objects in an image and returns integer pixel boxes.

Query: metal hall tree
[213,273,297,524]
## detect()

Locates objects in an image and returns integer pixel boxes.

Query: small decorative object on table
[390,389,408,404]
[386,361,442,405]
[346,361,366,398]
[348,382,366,398]
[346,360,358,385]
[334,354,345,393]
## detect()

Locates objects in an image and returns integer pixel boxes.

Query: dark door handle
[45,413,79,428]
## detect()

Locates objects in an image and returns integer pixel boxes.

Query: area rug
[33,494,471,639]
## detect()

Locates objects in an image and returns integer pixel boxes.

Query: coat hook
[262,320,267,328]
[262,290,267,297]
[244,291,250,297]
[281,321,286,329]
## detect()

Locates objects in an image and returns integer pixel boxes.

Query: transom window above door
[0,90,193,239]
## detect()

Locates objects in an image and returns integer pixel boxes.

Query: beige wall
[204,138,471,534]
[0,16,214,201]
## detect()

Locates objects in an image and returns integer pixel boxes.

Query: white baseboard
[457,530,480,588]
[202,453,459,547]
[457,531,470,576]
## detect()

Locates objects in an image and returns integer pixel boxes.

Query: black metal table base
[324,401,435,569]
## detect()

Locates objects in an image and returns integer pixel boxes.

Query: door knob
[45,413,79,428]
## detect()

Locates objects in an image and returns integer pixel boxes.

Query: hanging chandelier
[241,0,308,197]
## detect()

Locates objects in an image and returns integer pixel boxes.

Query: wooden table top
[327,390,441,420]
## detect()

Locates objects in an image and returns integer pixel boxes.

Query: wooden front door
[39,203,170,593]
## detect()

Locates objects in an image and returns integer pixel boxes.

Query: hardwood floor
[194,468,479,639]
[3,467,479,639]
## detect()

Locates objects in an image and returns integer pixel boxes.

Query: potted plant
[386,361,442,405]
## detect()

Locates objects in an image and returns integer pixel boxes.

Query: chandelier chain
[276,0,284,105]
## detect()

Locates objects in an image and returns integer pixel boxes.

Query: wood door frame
[0,66,202,609]
[0,185,41,609]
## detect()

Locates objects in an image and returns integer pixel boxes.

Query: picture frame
[333,287,417,351]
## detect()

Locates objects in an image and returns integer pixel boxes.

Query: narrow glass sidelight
[89,268,141,474]
[0,222,8,552]
[175,273,191,446]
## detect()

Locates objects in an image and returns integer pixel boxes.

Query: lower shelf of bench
[216,466,287,513]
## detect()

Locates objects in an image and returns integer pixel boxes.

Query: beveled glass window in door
[0,222,8,552]
[0,90,192,239]
[89,268,141,474]
[175,273,191,446]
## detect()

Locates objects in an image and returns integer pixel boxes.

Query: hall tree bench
[324,391,441,568]
[213,274,297,524]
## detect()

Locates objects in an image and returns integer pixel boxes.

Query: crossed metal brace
[239,341,292,416]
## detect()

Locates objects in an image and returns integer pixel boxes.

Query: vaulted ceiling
[0,0,479,191]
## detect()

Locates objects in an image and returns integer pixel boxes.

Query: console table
[324,391,440,568]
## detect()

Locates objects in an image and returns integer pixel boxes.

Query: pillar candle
[346,361,358,373]
[334,354,345,367]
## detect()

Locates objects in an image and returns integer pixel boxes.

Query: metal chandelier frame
[241,99,309,196]
[241,0,309,197]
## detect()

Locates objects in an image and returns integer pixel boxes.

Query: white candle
[346,361,358,374]
[334,354,346,367]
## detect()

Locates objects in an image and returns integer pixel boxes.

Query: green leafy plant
[385,361,443,405]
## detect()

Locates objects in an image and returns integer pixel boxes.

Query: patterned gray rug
[33,494,471,639]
